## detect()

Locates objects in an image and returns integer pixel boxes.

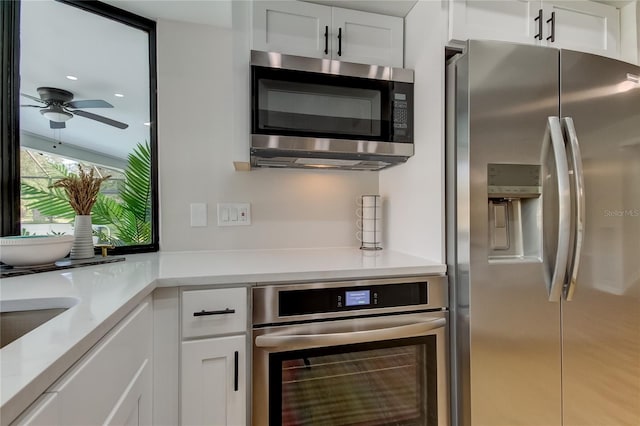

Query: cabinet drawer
[182,287,247,338]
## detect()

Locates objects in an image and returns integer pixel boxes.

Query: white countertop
[0,248,445,424]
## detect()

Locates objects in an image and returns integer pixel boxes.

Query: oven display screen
[345,290,370,306]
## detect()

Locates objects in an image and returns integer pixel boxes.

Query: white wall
[156,20,378,251]
[379,0,447,262]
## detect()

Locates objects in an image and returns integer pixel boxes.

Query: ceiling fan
[21,87,129,129]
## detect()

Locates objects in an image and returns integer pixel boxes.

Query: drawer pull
[193,308,236,317]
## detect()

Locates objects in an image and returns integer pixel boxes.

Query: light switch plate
[190,203,207,227]
[217,203,251,226]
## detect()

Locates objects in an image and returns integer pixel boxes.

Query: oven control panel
[278,281,428,317]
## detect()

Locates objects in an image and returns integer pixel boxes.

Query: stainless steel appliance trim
[252,275,448,325]
[255,317,446,350]
[251,134,414,157]
[252,310,449,426]
[544,116,571,302]
[250,50,414,83]
[561,117,585,301]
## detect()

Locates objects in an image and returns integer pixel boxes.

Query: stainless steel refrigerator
[446,40,640,426]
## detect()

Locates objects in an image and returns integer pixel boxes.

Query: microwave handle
[337,27,342,56]
[255,318,445,350]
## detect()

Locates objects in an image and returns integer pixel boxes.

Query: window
[1,0,158,254]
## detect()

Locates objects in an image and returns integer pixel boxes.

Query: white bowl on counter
[0,235,74,267]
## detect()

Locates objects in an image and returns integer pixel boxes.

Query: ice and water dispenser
[487,164,542,261]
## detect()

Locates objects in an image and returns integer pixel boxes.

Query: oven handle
[255,318,446,349]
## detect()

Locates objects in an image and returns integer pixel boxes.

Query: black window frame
[1,0,159,254]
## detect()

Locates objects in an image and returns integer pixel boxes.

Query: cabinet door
[543,1,619,58]
[252,1,331,59]
[103,359,152,426]
[331,7,404,67]
[181,336,246,426]
[449,0,543,46]
[10,393,59,426]
[51,300,152,425]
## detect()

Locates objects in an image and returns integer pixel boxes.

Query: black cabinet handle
[534,9,543,40]
[337,27,342,56]
[234,351,239,392]
[546,12,555,42]
[324,25,328,54]
[193,308,235,317]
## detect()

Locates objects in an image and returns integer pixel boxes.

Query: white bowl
[0,235,74,267]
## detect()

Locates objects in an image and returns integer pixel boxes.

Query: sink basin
[0,297,79,349]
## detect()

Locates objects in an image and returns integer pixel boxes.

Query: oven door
[252,311,448,426]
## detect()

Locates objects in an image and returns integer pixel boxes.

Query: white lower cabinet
[10,393,60,426]
[181,336,246,426]
[11,298,153,426]
[180,287,248,426]
[104,358,152,426]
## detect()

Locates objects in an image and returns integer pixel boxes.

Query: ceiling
[101,0,232,27]
[299,0,418,17]
[20,0,150,162]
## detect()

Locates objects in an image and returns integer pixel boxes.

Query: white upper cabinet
[449,0,621,59]
[253,1,331,59]
[252,1,404,67]
[455,0,541,45]
[330,7,404,67]
[545,0,619,57]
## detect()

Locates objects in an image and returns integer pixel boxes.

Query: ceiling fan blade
[21,104,43,107]
[50,121,65,129]
[21,93,46,103]
[66,100,113,109]
[71,109,129,129]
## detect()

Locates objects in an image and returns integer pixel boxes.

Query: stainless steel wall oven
[252,276,449,426]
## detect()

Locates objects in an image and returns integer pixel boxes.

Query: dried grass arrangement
[51,165,111,215]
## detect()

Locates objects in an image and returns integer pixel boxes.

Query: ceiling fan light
[40,107,72,122]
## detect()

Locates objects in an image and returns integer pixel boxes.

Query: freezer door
[450,40,562,426]
[560,50,640,425]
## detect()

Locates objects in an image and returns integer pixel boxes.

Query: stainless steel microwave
[250,51,414,171]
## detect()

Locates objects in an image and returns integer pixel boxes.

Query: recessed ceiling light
[66,75,78,81]
[143,122,151,126]
[114,93,124,98]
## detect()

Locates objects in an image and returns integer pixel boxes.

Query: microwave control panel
[393,94,409,130]
[391,82,413,142]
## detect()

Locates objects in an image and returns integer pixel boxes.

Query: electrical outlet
[217,203,251,226]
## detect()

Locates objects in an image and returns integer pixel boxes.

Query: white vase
[71,215,94,259]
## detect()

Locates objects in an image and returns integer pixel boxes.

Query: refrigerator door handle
[562,117,585,301]
[543,117,571,302]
